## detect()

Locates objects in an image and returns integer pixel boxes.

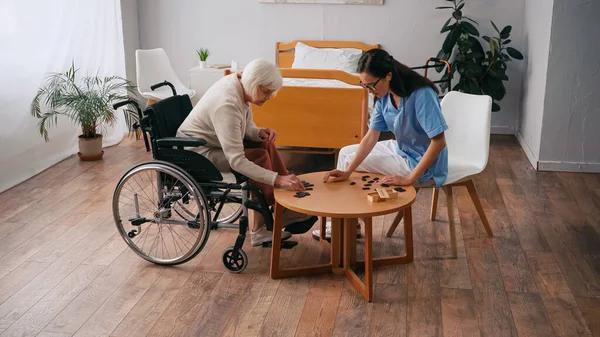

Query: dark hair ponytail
[357,48,439,97]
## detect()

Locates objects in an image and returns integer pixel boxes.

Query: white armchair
[135,48,196,103]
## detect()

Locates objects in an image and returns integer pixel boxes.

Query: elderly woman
[177,58,312,246]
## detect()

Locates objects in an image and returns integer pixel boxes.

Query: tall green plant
[435,0,524,111]
[30,62,140,141]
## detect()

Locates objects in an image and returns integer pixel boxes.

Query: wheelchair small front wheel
[222,246,247,273]
[112,160,211,265]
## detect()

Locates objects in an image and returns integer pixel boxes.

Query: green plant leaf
[458,3,464,10]
[491,21,500,34]
[489,39,498,57]
[504,39,512,44]
[501,25,512,37]
[435,49,451,73]
[436,6,454,9]
[481,75,506,101]
[492,102,501,112]
[469,36,484,55]
[441,23,456,33]
[463,16,478,24]
[452,10,462,21]
[460,21,479,36]
[440,17,452,33]
[442,28,461,53]
[506,47,524,60]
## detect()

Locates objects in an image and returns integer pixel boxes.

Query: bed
[244,40,380,153]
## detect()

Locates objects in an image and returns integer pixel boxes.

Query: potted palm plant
[30,62,140,161]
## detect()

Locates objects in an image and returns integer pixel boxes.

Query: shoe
[311,220,361,240]
[251,226,292,246]
[282,208,313,227]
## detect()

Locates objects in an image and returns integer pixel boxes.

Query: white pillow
[291,41,363,73]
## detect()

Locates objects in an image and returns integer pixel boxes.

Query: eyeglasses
[359,77,381,91]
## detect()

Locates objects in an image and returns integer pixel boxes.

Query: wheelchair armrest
[156,137,206,148]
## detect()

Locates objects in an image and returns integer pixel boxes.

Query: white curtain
[0,0,127,193]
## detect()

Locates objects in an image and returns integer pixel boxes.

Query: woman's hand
[275,174,305,191]
[259,128,277,142]
[322,169,351,183]
[378,174,415,186]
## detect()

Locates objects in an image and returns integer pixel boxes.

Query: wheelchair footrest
[261,240,298,249]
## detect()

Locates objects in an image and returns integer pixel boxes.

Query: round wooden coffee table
[270,171,417,302]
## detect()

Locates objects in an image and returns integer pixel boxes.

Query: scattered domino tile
[349,181,356,185]
[394,187,406,192]
[362,187,370,190]
[364,183,372,187]
[381,184,390,187]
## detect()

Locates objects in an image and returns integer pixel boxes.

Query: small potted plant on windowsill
[196,48,210,68]
[30,61,140,161]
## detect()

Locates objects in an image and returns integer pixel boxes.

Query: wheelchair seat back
[143,94,226,183]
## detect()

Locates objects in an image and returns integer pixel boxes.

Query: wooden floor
[0,135,599,337]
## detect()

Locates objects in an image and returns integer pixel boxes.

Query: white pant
[337,140,412,176]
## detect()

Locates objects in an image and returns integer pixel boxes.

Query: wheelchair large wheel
[112,160,211,265]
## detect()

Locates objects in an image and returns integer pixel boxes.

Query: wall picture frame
[259,0,383,4]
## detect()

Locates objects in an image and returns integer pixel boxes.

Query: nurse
[316,48,449,239]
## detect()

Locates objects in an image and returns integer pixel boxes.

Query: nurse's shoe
[251,226,292,246]
[311,220,361,241]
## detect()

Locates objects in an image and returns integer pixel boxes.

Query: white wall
[137,0,526,133]
[516,0,554,168]
[121,0,140,89]
[538,0,600,172]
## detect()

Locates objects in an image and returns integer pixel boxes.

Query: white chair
[386,91,493,239]
[136,48,196,103]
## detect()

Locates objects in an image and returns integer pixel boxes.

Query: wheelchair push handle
[150,80,177,96]
[112,99,141,113]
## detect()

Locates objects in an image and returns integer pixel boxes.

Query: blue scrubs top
[369,86,449,188]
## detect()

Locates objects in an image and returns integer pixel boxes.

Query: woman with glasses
[177,58,313,246]
[315,48,448,239]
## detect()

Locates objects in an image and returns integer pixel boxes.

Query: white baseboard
[537,161,600,173]
[491,125,515,135]
[516,131,539,170]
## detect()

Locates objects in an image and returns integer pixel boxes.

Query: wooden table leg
[331,218,344,274]
[343,217,373,302]
[269,202,332,279]
[344,218,358,267]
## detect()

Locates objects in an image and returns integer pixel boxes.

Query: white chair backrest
[440,91,492,172]
[135,48,185,94]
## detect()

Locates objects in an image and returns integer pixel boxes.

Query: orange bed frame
[236,40,380,153]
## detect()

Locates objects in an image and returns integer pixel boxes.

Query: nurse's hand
[378,174,415,186]
[322,169,350,183]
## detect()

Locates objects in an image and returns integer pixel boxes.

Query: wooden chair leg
[465,180,493,237]
[443,186,458,259]
[442,186,454,224]
[385,188,419,238]
[385,210,404,238]
[430,188,440,221]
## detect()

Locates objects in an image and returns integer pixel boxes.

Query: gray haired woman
[177,58,312,246]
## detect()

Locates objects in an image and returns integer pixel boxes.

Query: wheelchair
[111,81,315,272]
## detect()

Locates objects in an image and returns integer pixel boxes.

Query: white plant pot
[77,134,104,161]
[199,60,206,68]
